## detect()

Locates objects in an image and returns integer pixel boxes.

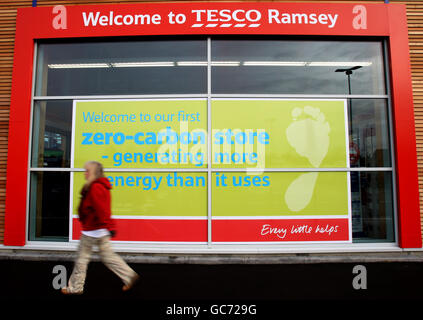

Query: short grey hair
[85,161,105,179]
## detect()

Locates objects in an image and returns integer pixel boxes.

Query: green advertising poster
[72,99,350,241]
[72,171,207,217]
[212,171,349,216]
[210,99,349,218]
[211,99,348,169]
[73,99,348,170]
[72,99,208,169]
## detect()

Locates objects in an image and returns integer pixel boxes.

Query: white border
[69,172,74,242]
[69,99,77,242]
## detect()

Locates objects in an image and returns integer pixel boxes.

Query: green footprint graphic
[284,106,330,212]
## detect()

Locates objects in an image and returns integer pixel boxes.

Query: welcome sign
[80,9,340,29]
[46,2,387,37]
[70,99,351,243]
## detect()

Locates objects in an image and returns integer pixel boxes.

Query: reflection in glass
[35,39,207,96]
[351,171,394,243]
[29,172,70,241]
[212,39,385,94]
[349,99,391,168]
[31,100,72,168]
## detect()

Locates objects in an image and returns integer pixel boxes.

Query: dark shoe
[122,274,139,291]
[61,287,83,295]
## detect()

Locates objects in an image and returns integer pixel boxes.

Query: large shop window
[30,38,395,245]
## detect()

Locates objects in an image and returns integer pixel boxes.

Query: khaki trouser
[67,234,137,293]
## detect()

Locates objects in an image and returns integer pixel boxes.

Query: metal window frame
[26,36,397,251]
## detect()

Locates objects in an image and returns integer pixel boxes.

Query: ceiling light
[177,61,208,66]
[211,61,241,66]
[307,61,372,67]
[48,63,110,69]
[243,61,307,66]
[112,62,175,67]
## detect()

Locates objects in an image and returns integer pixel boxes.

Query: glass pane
[71,172,207,242]
[351,171,395,243]
[349,99,391,168]
[212,171,349,216]
[72,99,207,169]
[212,171,351,242]
[29,172,70,241]
[73,172,207,217]
[211,99,348,169]
[31,100,72,168]
[212,39,385,95]
[35,39,207,96]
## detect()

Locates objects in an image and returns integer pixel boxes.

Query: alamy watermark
[352,264,367,290]
[52,265,67,290]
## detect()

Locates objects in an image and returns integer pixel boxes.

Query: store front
[3,2,422,253]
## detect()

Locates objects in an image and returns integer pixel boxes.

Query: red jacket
[78,177,115,232]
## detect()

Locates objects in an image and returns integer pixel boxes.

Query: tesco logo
[192,9,262,23]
